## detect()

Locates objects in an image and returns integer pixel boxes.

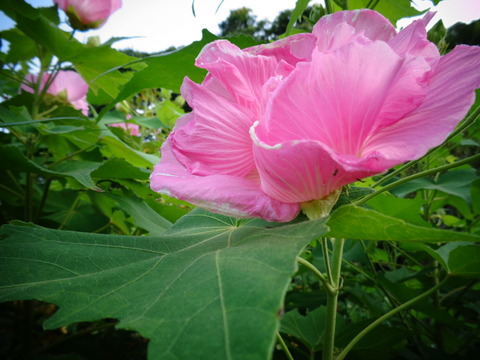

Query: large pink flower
[22,70,89,115]
[54,0,122,30]
[150,10,480,222]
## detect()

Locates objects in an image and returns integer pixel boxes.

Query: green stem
[25,173,34,222]
[297,257,335,294]
[354,153,480,206]
[335,276,450,360]
[0,183,24,199]
[58,193,81,230]
[48,145,95,168]
[367,0,381,10]
[276,331,294,360]
[34,178,52,221]
[373,105,480,188]
[322,238,345,360]
[321,238,333,285]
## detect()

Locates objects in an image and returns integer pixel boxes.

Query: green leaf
[0,211,329,360]
[111,30,214,102]
[326,205,480,243]
[91,157,150,180]
[286,0,311,36]
[0,28,37,62]
[428,20,447,46]
[390,169,478,205]
[155,100,185,129]
[102,192,172,234]
[51,160,103,190]
[0,144,105,191]
[115,179,191,223]
[280,307,343,351]
[337,323,409,358]
[100,136,159,168]
[366,194,431,227]
[281,308,324,351]
[348,0,423,24]
[436,243,480,277]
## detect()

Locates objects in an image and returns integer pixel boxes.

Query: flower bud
[54,0,122,31]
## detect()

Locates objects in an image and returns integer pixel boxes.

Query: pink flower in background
[54,0,122,30]
[150,10,480,222]
[22,70,89,115]
[109,120,140,136]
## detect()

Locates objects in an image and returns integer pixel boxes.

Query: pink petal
[195,40,281,111]
[313,9,396,51]
[150,138,299,222]
[363,45,480,162]
[65,0,121,24]
[170,79,256,177]
[21,71,89,114]
[71,98,89,116]
[21,74,38,93]
[49,71,89,101]
[246,33,317,66]
[251,126,377,203]
[371,54,431,131]
[388,12,440,65]
[259,41,416,157]
[109,122,140,136]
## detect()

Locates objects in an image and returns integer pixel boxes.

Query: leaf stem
[335,276,450,360]
[276,331,295,360]
[48,145,95,168]
[354,153,480,206]
[322,238,345,360]
[35,178,52,221]
[321,238,333,285]
[297,257,335,294]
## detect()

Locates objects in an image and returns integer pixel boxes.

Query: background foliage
[0,0,479,359]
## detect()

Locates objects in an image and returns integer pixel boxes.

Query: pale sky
[0,0,479,53]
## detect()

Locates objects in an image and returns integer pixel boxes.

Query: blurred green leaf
[100,136,159,168]
[436,243,480,277]
[115,179,191,223]
[428,20,447,47]
[336,322,409,358]
[348,0,423,24]
[0,28,37,62]
[390,169,478,204]
[0,211,329,360]
[366,194,430,227]
[156,100,185,129]
[103,192,171,234]
[51,160,103,190]
[327,205,480,242]
[280,307,329,351]
[285,0,311,36]
[91,157,150,180]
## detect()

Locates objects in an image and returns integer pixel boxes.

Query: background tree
[218,5,325,41]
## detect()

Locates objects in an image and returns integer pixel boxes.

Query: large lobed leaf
[0,210,329,360]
